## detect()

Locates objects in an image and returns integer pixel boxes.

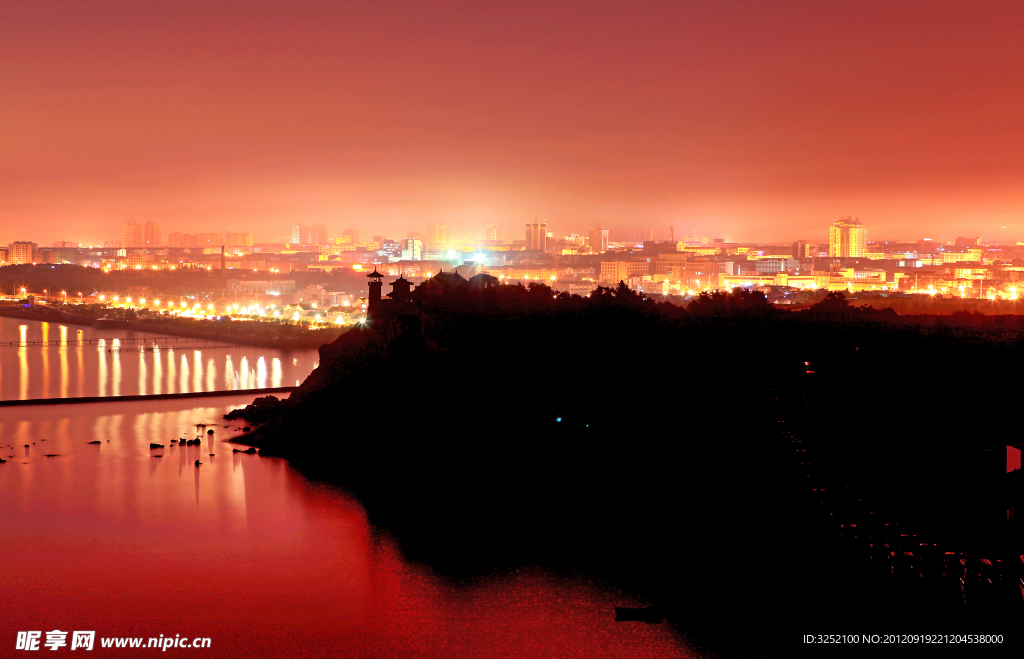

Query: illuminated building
[525,223,548,252]
[122,220,142,248]
[941,248,983,263]
[226,279,297,296]
[401,238,423,260]
[754,258,796,274]
[342,228,360,244]
[599,260,650,283]
[7,241,38,264]
[828,217,866,257]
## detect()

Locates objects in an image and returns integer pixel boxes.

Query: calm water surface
[0,318,318,400]
[0,400,691,657]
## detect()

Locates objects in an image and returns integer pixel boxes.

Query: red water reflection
[0,399,693,658]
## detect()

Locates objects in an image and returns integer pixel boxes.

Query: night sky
[3,0,1024,243]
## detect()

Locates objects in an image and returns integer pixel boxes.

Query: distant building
[426,223,447,245]
[291,224,328,245]
[588,225,609,253]
[525,223,548,252]
[122,220,142,248]
[143,220,161,247]
[342,228,360,244]
[485,224,500,241]
[792,240,809,259]
[599,260,649,283]
[7,241,38,264]
[226,279,297,296]
[829,218,866,258]
[401,238,422,260]
[225,232,254,246]
[37,247,75,264]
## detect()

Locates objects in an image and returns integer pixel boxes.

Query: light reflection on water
[0,399,690,658]
[0,318,318,400]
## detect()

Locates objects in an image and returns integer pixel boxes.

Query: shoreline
[0,307,340,349]
[0,386,297,407]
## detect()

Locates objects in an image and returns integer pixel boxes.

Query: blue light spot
[555,417,562,422]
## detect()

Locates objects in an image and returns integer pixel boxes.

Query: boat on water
[59,311,99,325]
[91,317,131,330]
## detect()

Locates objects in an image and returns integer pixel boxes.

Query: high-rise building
[226,233,254,246]
[426,223,446,245]
[291,224,328,245]
[525,223,548,252]
[485,224,500,241]
[143,220,161,247]
[342,228,359,244]
[828,218,866,257]
[122,220,142,248]
[401,238,423,260]
[792,240,809,259]
[8,241,39,264]
[588,225,609,253]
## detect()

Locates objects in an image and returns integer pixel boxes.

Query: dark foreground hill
[231,285,1023,657]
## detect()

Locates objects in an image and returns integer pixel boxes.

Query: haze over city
[4,0,1024,245]
[3,3,1024,658]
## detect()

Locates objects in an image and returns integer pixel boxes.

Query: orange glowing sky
[3,0,1024,245]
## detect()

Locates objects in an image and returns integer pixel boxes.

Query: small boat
[92,317,131,330]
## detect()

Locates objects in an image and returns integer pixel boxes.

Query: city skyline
[4,1,1024,245]
[0,217,1001,251]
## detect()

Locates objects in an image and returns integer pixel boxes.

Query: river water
[0,318,318,400]
[0,341,692,657]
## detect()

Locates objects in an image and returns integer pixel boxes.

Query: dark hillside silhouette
[228,285,1023,657]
